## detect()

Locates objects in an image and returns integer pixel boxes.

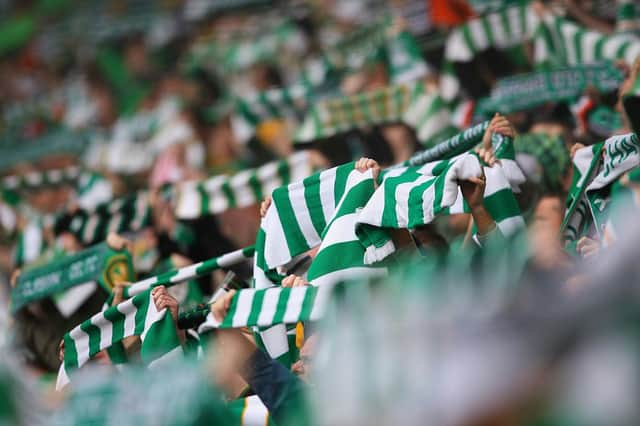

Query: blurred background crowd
[1,0,640,424]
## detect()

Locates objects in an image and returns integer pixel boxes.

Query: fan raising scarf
[563,133,640,244]
[56,288,182,390]
[174,151,313,220]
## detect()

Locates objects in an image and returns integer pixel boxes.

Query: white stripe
[581,31,600,63]
[68,326,91,368]
[257,287,282,326]
[206,175,230,214]
[488,12,508,48]
[127,276,159,297]
[290,182,322,247]
[395,176,430,228]
[118,299,138,337]
[263,206,290,269]
[230,170,258,207]
[318,167,337,224]
[468,19,489,52]
[171,263,201,283]
[141,293,165,342]
[256,161,282,197]
[282,286,307,323]
[232,289,256,327]
[91,312,113,353]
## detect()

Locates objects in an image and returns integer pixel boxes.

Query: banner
[11,242,134,312]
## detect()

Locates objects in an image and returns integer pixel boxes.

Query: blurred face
[291,334,318,382]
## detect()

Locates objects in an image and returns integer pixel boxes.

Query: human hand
[260,196,272,218]
[281,274,309,288]
[211,289,236,323]
[459,175,487,211]
[576,236,600,258]
[152,285,180,321]
[355,157,381,184]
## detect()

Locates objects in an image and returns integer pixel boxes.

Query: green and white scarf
[534,13,640,67]
[356,153,524,263]
[563,133,640,244]
[123,246,255,298]
[57,288,182,389]
[198,284,330,331]
[255,161,365,275]
[294,81,426,143]
[444,2,537,63]
[305,169,388,286]
[2,166,80,191]
[477,62,625,115]
[402,91,459,147]
[63,192,151,245]
[174,151,313,220]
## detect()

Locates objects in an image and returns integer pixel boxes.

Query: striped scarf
[305,169,388,286]
[123,246,254,298]
[563,133,640,244]
[2,166,80,191]
[57,288,182,389]
[534,13,640,67]
[356,152,525,263]
[444,2,537,63]
[294,81,426,143]
[402,91,459,147]
[255,161,366,276]
[198,284,330,331]
[60,192,151,245]
[174,151,313,220]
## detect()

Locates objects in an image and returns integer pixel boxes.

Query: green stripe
[299,287,318,321]
[382,170,421,228]
[104,307,126,346]
[271,288,291,324]
[247,289,266,326]
[500,8,512,41]
[80,321,102,359]
[221,181,237,209]
[481,15,495,48]
[303,172,327,236]
[573,29,583,64]
[594,37,606,61]
[333,163,354,206]
[484,188,521,222]
[221,293,240,328]
[462,25,477,56]
[307,241,368,280]
[197,185,209,217]
[277,158,291,185]
[407,177,437,227]
[64,333,79,369]
[134,293,150,335]
[248,172,264,202]
[615,40,632,61]
[273,186,310,257]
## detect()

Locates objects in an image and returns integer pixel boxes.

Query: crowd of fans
[1,0,640,424]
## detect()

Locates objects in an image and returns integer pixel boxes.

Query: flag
[174,151,313,220]
[56,289,182,389]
